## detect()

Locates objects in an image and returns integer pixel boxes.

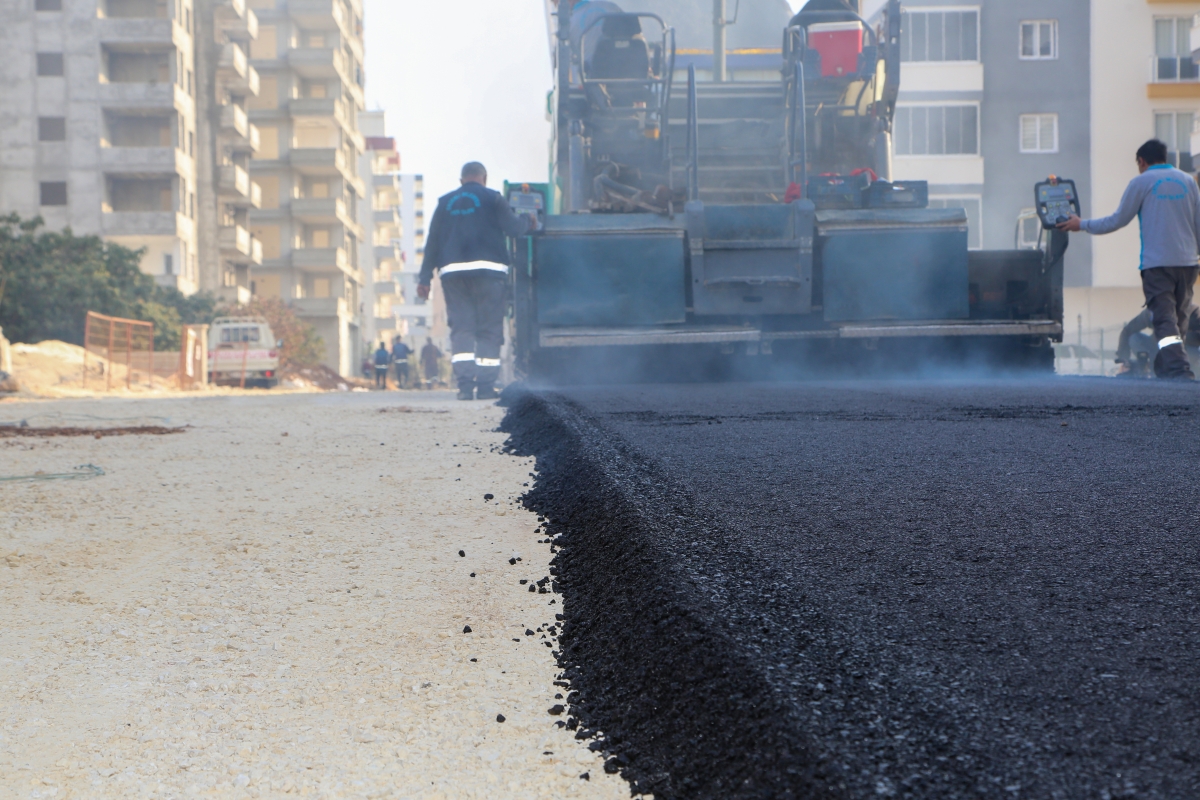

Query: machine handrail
[687,64,699,202]
[789,60,808,191]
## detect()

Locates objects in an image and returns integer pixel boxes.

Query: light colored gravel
[0,391,641,799]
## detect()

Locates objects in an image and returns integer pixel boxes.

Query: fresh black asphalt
[502,379,1200,800]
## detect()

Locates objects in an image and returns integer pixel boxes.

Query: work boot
[1155,344,1195,380]
[456,382,475,401]
[476,384,498,400]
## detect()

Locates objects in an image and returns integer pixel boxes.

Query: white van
[207,317,281,388]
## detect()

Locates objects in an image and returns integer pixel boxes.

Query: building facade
[874,0,1200,353]
[196,0,263,305]
[1,0,205,295]
[394,172,440,346]
[358,109,403,350]
[245,0,366,375]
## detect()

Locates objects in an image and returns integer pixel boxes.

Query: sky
[364,0,810,204]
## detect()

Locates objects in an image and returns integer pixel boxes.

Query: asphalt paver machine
[510,0,1068,377]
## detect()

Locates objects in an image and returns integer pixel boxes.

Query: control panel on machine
[507,183,547,231]
[1035,177,1081,229]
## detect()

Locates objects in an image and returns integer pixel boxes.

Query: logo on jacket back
[448,192,482,216]
[1152,177,1190,202]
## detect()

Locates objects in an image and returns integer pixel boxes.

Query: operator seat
[589,14,652,108]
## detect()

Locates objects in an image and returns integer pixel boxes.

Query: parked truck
[508,0,1070,378]
[207,317,281,388]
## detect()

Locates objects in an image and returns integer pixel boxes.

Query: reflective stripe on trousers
[451,353,476,363]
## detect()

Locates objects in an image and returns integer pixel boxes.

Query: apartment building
[358,109,403,350]
[1,0,203,294]
[245,0,367,376]
[395,173,436,345]
[196,0,263,304]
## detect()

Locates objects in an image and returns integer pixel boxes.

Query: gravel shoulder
[0,391,637,799]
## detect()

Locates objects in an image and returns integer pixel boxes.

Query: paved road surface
[507,379,1200,799]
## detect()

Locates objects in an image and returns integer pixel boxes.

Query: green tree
[0,215,219,351]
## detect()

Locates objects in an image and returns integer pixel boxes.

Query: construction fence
[83,312,155,390]
[82,313,209,391]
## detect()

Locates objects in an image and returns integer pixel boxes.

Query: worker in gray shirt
[1060,139,1200,380]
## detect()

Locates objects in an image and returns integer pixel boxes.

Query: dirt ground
[0,391,639,799]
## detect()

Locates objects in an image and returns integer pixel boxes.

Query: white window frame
[893,102,982,157]
[1153,17,1200,83]
[929,195,984,250]
[1154,110,1196,171]
[1019,20,1058,61]
[1019,113,1059,154]
[900,6,981,65]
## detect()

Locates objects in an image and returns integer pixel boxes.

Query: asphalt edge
[500,387,841,800]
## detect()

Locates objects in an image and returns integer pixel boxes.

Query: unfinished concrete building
[195,0,263,305]
[0,0,203,294]
[395,172,435,346]
[245,0,366,375]
[358,110,403,351]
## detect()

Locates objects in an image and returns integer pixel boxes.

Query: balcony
[102,211,193,238]
[99,146,192,178]
[98,82,192,113]
[291,196,351,225]
[217,42,260,96]
[218,104,260,154]
[219,224,252,257]
[374,279,400,298]
[288,47,351,84]
[97,17,189,50]
[293,246,349,272]
[1148,54,1200,99]
[289,147,348,177]
[288,0,346,31]
[374,244,400,263]
[215,0,258,41]
[218,165,261,207]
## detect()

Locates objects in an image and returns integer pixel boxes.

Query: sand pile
[9,340,176,399]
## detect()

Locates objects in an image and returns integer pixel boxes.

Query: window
[38,117,66,142]
[929,196,983,250]
[894,105,979,155]
[1020,114,1058,154]
[36,53,64,77]
[1155,112,1195,171]
[1155,18,1199,82]
[900,9,978,63]
[40,182,67,206]
[1020,20,1057,60]
[164,254,174,275]
[35,0,63,10]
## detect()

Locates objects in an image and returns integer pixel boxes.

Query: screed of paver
[0,392,641,799]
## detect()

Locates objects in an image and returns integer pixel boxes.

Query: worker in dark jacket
[373,343,391,389]
[419,162,534,400]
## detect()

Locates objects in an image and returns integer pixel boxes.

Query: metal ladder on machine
[666,72,788,204]
[674,66,814,321]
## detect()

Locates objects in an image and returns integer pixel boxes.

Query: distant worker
[420,337,443,390]
[392,337,412,389]
[1059,139,1200,380]
[418,162,535,401]
[373,343,390,390]
[1116,305,1200,377]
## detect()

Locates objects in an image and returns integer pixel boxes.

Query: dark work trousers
[441,269,507,389]
[374,367,388,389]
[1142,266,1199,378]
[394,361,409,388]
